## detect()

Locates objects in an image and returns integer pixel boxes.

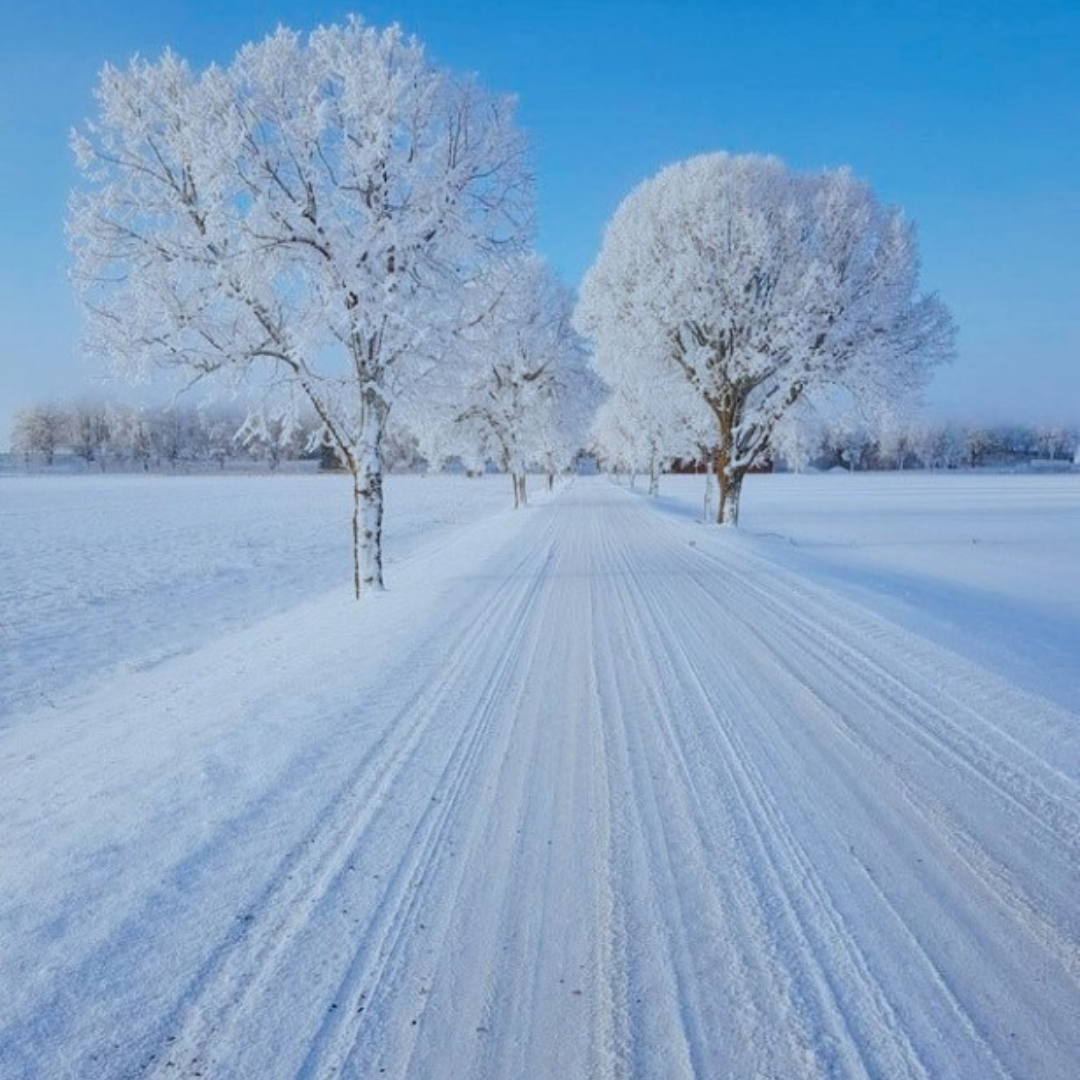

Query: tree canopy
[69,17,533,595]
[575,152,955,524]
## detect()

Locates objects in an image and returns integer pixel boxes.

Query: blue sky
[1,0,1077,444]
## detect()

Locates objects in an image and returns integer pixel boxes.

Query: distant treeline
[654,417,1078,475]
[778,419,1079,472]
[6,398,1078,474]
[5,400,386,473]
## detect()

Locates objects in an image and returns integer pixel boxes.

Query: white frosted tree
[416,254,592,508]
[587,323,707,498]
[235,408,305,470]
[108,405,154,470]
[1035,426,1071,461]
[589,372,696,496]
[10,404,67,465]
[68,400,112,469]
[69,18,532,596]
[770,406,824,473]
[575,152,955,524]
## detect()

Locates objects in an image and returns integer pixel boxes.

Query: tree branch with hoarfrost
[69,18,533,596]
[414,254,596,508]
[588,358,703,498]
[574,152,955,524]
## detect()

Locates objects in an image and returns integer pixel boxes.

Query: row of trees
[8,401,319,470]
[803,419,1079,473]
[65,17,1021,597]
[11,395,1074,478]
[587,412,1079,488]
[10,322,599,481]
[68,18,602,596]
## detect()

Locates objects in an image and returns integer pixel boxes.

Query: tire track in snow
[686,532,1078,843]
[594,506,919,1079]
[688,539,1080,977]
[557,482,1075,1078]
[596,521,756,1078]
[294,542,559,1079]
[639,583,938,1080]
[141,533,559,1079]
[642,501,1077,1077]
[754,594,1080,982]
[322,503,613,1080]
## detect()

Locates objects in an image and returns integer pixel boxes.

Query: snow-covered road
[1,479,1076,1079]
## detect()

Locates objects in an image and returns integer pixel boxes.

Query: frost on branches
[69,18,533,597]
[589,361,706,498]
[575,153,955,525]
[413,254,596,508]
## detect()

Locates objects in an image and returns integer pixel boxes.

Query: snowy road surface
[1,479,1077,1078]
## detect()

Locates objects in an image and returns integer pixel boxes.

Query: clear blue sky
[2,0,1077,444]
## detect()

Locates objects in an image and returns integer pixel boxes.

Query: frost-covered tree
[875,417,918,470]
[821,418,875,472]
[149,406,202,468]
[198,403,248,470]
[962,426,992,469]
[590,375,696,496]
[235,408,306,471]
[770,407,824,474]
[70,18,532,596]
[107,405,154,470]
[575,152,955,524]
[416,255,591,508]
[589,390,643,485]
[68,400,112,468]
[10,404,67,464]
[1035,425,1071,461]
[587,321,705,497]
[914,422,965,471]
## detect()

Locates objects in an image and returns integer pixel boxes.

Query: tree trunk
[512,470,528,508]
[717,468,744,525]
[713,444,745,526]
[352,389,387,599]
[648,448,660,497]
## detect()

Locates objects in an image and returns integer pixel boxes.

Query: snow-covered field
[1,471,1077,1078]
[654,471,1080,711]
[0,473,513,719]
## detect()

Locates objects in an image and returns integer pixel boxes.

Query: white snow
[0,473,514,719]
[1,471,1077,1078]
[651,471,1080,711]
